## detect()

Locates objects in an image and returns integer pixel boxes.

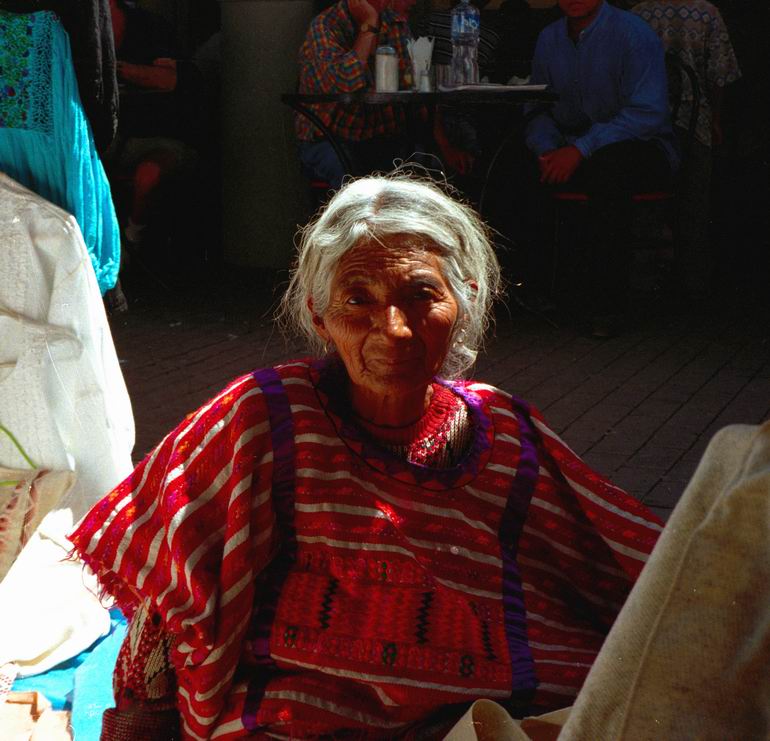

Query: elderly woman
[70,175,661,740]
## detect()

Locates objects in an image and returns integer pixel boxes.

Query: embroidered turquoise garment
[0,11,119,294]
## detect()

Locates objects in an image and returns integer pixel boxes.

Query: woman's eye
[345,295,367,305]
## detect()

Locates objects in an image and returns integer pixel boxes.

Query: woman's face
[313,236,459,403]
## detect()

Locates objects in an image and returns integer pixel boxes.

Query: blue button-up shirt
[526,1,678,169]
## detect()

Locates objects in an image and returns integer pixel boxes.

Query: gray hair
[279,174,502,378]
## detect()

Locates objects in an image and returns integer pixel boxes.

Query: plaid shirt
[296,1,413,142]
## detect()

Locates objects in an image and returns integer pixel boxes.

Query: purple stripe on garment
[498,396,541,696]
[242,367,297,731]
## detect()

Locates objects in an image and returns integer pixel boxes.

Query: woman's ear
[308,298,330,341]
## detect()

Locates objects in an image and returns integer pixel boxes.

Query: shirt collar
[561,0,610,43]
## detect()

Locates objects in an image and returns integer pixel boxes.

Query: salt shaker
[375,46,399,92]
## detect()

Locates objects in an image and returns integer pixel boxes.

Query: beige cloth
[444,422,770,741]
[0,691,72,740]
[0,467,76,583]
[560,421,770,740]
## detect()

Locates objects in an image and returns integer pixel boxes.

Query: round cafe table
[281,86,558,209]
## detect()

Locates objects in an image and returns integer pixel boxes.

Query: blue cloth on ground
[12,609,127,740]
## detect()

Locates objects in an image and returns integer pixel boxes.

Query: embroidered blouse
[71,359,661,740]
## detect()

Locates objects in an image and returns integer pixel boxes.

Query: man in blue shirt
[525,0,677,337]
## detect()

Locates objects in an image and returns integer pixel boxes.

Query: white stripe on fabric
[290,404,322,414]
[495,432,521,446]
[524,609,604,637]
[435,577,500,600]
[295,502,387,519]
[563,474,663,533]
[223,523,250,560]
[521,525,627,578]
[488,405,518,420]
[135,527,165,590]
[83,448,158,554]
[528,640,599,654]
[201,613,251,667]
[195,665,237,703]
[406,537,502,567]
[536,659,593,667]
[177,686,219,726]
[531,417,577,456]
[220,570,253,609]
[210,719,246,739]
[280,377,313,387]
[164,388,265,486]
[86,376,254,558]
[464,485,508,508]
[157,457,253,612]
[295,433,345,447]
[487,462,519,478]
[180,715,208,741]
[262,690,404,729]
[467,382,508,398]
[112,491,161,573]
[297,535,415,559]
[270,654,510,697]
[604,536,656,562]
[521,569,622,613]
[296,468,494,534]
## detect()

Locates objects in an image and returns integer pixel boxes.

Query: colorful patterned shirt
[632,0,741,146]
[295,1,413,142]
[70,359,662,740]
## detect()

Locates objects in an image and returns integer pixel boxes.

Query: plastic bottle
[450,0,480,86]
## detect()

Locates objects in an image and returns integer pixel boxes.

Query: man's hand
[538,145,583,185]
[117,58,178,92]
[348,0,379,27]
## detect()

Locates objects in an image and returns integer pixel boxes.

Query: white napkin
[407,36,434,89]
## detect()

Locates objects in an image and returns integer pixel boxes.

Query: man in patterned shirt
[632,0,741,292]
[296,0,418,189]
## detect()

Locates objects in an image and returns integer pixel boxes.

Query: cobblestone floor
[110,269,770,522]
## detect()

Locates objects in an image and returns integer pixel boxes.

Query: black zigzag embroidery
[318,576,339,630]
[416,591,434,645]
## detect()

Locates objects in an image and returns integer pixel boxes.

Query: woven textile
[70,359,661,739]
[0,11,120,294]
[633,0,741,146]
[295,1,412,142]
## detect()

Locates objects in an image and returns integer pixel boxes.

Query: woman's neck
[350,383,434,428]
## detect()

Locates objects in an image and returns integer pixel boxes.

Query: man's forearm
[353,27,379,65]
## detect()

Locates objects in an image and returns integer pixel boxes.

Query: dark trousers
[547,139,672,314]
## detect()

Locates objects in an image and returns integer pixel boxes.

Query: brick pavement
[110,273,770,522]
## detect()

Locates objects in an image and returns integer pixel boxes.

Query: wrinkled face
[312,236,459,400]
[558,0,602,19]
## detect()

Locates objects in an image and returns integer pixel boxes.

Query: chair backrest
[665,51,701,166]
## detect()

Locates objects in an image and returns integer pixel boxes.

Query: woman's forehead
[333,236,444,280]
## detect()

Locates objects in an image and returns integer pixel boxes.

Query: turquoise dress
[0,10,120,294]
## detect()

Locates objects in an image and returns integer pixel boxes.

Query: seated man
[296,0,417,189]
[525,0,679,337]
[297,0,468,187]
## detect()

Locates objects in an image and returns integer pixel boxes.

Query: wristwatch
[359,22,380,35]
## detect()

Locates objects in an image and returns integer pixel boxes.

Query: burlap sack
[559,422,770,740]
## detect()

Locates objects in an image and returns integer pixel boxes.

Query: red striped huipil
[70,359,662,739]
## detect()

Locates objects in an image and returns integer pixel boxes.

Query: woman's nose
[378,305,411,338]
